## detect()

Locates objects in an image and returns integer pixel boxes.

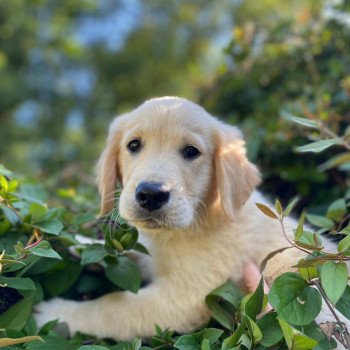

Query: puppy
[35,97,347,342]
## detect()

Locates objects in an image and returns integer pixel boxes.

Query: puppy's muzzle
[135,182,170,212]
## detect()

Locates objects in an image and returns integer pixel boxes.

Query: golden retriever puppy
[35,97,347,342]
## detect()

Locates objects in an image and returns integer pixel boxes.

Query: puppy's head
[97,97,260,232]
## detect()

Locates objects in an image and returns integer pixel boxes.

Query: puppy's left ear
[214,122,261,220]
[96,117,124,216]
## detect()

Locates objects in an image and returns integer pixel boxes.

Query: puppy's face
[97,97,260,232]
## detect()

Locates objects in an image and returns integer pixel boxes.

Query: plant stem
[278,218,350,261]
[313,279,350,349]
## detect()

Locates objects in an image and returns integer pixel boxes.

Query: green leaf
[283,196,299,218]
[326,199,346,221]
[195,328,223,345]
[1,204,20,225]
[35,219,64,235]
[338,234,350,252]
[221,318,246,349]
[269,272,322,325]
[256,203,278,219]
[26,335,75,350]
[81,244,108,265]
[320,261,348,305]
[294,213,305,240]
[244,315,262,342]
[78,346,111,350]
[319,152,350,171]
[43,260,82,297]
[0,164,13,177]
[105,256,141,293]
[297,259,318,281]
[7,179,18,192]
[257,312,283,347]
[290,116,319,129]
[278,319,318,350]
[0,297,33,330]
[295,230,323,251]
[241,276,264,319]
[29,202,47,222]
[200,339,210,350]
[275,199,283,216]
[0,175,8,191]
[340,225,350,235]
[306,214,333,229]
[205,280,243,330]
[0,336,43,347]
[0,276,36,291]
[28,240,61,260]
[296,139,338,153]
[174,334,199,350]
[335,285,350,320]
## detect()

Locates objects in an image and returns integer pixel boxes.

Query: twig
[313,279,350,349]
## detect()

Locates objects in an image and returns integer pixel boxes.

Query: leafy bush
[0,111,350,349]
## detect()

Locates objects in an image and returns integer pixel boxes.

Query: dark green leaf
[174,334,199,350]
[0,297,33,331]
[205,280,243,330]
[257,312,283,347]
[0,276,36,291]
[28,240,61,260]
[35,219,64,235]
[105,256,141,293]
[335,285,350,320]
[81,244,108,265]
[25,335,75,350]
[269,272,322,325]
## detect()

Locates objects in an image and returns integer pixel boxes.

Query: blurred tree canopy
[0,0,234,175]
[0,0,349,211]
[200,0,350,210]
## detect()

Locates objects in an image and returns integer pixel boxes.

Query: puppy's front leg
[35,281,209,340]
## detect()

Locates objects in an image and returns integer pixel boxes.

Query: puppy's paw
[34,298,73,332]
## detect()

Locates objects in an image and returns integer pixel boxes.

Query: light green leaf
[283,196,299,218]
[306,214,333,229]
[290,116,319,129]
[244,315,262,342]
[269,272,322,325]
[0,336,43,347]
[338,234,350,252]
[78,346,111,350]
[0,175,8,191]
[105,256,142,293]
[320,261,348,305]
[278,319,318,350]
[326,199,346,221]
[296,139,338,153]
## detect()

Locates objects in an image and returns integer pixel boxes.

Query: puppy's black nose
[135,182,170,211]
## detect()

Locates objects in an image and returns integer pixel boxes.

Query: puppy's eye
[127,139,142,153]
[182,145,201,160]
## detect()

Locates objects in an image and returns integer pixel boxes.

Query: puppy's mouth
[130,217,166,230]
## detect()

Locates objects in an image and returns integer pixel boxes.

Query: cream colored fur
[35,97,348,346]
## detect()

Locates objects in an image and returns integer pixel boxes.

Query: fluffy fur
[35,97,348,345]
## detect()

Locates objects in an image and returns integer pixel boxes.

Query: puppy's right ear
[96,118,124,216]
